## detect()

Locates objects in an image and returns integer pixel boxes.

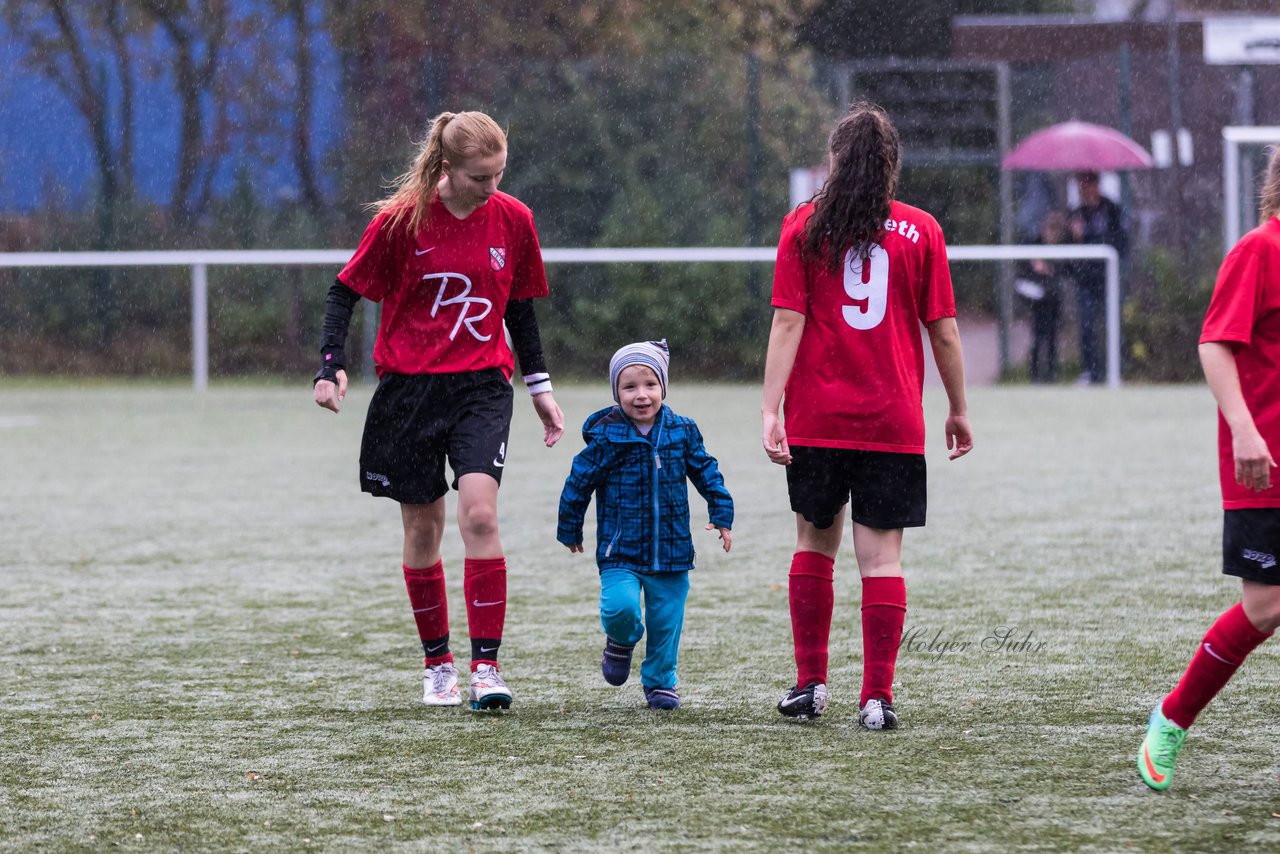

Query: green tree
[320,1,832,377]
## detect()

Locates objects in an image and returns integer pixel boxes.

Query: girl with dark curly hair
[761,102,974,729]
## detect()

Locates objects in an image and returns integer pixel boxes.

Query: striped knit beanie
[609,339,670,403]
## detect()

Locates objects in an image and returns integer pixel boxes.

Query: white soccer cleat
[422,662,461,707]
[468,663,513,711]
[858,697,899,730]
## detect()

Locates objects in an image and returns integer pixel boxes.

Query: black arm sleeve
[504,298,549,384]
[314,279,361,385]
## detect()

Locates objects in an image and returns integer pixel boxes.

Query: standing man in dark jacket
[1067,170,1129,385]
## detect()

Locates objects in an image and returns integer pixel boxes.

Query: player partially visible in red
[761,102,973,728]
[1137,146,1280,790]
[312,111,564,711]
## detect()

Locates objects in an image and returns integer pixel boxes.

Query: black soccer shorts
[786,446,927,531]
[359,368,513,504]
[1223,508,1280,584]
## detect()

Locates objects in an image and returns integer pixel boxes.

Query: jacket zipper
[651,420,663,573]
[605,521,621,557]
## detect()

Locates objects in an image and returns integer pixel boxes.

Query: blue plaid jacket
[557,404,734,574]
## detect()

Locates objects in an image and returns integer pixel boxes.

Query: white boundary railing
[0,244,1120,389]
[1223,126,1280,250]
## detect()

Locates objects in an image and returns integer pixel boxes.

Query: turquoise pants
[599,567,690,690]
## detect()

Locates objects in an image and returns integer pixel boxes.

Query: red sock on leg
[464,557,507,669]
[403,561,451,667]
[1162,602,1272,728]
[861,575,907,706]
[789,551,835,689]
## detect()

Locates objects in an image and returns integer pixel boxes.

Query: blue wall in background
[0,12,343,214]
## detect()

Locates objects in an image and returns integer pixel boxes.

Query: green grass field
[5,382,1280,851]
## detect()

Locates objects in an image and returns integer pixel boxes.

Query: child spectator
[557,340,733,710]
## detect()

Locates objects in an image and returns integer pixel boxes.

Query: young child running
[557,340,734,710]
[1137,146,1280,790]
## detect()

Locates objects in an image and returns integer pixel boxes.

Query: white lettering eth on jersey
[424,272,493,341]
[883,217,920,244]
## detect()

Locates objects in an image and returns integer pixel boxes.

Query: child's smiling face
[616,364,663,427]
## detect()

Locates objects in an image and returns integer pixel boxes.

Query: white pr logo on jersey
[842,245,888,330]
[424,273,493,341]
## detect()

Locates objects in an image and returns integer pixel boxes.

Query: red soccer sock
[403,561,452,667]
[464,557,507,669]
[860,575,907,706]
[1162,602,1272,728]
[789,551,835,689]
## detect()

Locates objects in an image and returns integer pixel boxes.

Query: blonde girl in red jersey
[313,111,564,711]
[1138,146,1280,790]
[761,102,973,728]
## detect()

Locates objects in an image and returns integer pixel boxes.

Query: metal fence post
[192,263,208,392]
[1105,249,1121,388]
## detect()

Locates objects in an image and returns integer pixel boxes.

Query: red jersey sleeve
[918,215,956,323]
[771,208,810,315]
[1201,244,1263,347]
[509,207,549,300]
[338,212,403,303]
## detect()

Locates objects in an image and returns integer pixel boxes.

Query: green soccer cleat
[1137,704,1187,791]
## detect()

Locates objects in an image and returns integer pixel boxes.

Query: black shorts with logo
[359,369,513,504]
[1223,508,1280,584]
[786,446,927,531]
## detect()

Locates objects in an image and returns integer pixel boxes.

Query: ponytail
[1260,145,1280,223]
[801,102,901,272]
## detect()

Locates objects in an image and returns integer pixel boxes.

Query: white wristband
[524,372,552,396]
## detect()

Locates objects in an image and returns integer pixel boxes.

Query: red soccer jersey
[338,191,548,378]
[1200,216,1280,509]
[771,200,956,453]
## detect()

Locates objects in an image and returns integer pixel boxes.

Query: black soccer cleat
[777,681,828,720]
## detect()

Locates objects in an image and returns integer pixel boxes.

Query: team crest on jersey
[489,246,507,271]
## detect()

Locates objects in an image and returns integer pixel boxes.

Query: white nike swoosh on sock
[1203,642,1237,664]
[472,600,504,607]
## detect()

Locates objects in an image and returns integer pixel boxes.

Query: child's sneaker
[601,639,635,686]
[644,685,680,710]
[858,697,898,730]
[1138,704,1187,791]
[422,662,461,707]
[468,663,513,711]
[777,681,827,720]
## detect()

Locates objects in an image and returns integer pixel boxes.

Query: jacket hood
[581,404,668,444]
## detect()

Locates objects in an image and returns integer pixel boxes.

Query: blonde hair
[370,111,507,234]
[1261,145,1280,222]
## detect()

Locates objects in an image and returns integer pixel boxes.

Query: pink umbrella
[1002,121,1154,171]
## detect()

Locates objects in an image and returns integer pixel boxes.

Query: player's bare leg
[402,500,447,567]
